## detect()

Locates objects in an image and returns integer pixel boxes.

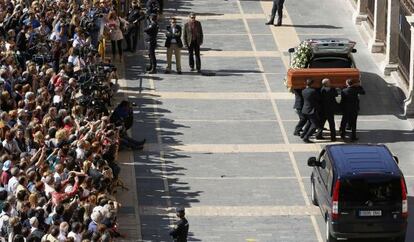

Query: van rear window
[308,57,352,68]
[340,178,402,206]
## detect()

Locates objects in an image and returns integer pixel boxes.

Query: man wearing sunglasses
[164,17,182,74]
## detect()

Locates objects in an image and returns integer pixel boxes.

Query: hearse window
[308,57,352,68]
[340,178,402,206]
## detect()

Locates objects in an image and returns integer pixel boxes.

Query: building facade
[351,0,414,116]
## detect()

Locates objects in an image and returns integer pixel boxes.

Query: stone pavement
[115,0,414,241]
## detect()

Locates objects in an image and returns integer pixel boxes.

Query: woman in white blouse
[105,10,128,62]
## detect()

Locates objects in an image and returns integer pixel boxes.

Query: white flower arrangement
[291,41,312,69]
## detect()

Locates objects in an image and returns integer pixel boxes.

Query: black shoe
[148,69,157,74]
[146,66,152,71]
[177,71,182,74]
[293,131,300,136]
[331,138,337,142]
[351,137,359,142]
[302,138,313,143]
[124,48,131,52]
[165,70,171,74]
[275,23,282,26]
[137,139,146,146]
[315,135,325,140]
[197,70,202,73]
[265,22,273,25]
[190,68,195,71]
[340,132,345,139]
[300,134,305,139]
[135,145,144,151]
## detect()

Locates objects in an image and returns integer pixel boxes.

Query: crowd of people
[0,0,153,241]
[293,78,366,143]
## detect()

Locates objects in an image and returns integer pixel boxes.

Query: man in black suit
[125,1,145,52]
[170,207,189,242]
[144,14,159,74]
[165,17,183,74]
[301,79,321,143]
[339,79,366,141]
[293,89,307,136]
[266,0,285,26]
[183,13,203,73]
[315,78,338,141]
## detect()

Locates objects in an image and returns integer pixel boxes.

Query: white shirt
[170,26,177,44]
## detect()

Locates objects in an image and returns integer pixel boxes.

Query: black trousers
[316,112,336,140]
[269,0,285,25]
[302,113,320,140]
[340,111,358,139]
[111,39,123,57]
[188,41,201,70]
[147,41,157,70]
[125,25,140,51]
[294,108,307,134]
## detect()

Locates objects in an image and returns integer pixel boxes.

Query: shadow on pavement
[358,72,407,120]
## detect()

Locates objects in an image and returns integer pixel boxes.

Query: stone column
[404,15,414,117]
[383,0,400,75]
[369,0,387,53]
[353,0,369,24]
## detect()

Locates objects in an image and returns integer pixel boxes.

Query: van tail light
[332,180,341,220]
[401,178,408,218]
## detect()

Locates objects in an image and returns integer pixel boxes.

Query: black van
[308,144,407,242]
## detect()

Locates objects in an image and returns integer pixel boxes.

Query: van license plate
[359,210,382,217]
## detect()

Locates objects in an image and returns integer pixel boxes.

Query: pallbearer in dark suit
[315,78,338,141]
[266,0,285,26]
[301,79,321,143]
[183,13,203,73]
[339,79,366,141]
[293,89,307,136]
[165,17,183,74]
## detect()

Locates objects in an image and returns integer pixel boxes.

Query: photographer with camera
[110,100,146,150]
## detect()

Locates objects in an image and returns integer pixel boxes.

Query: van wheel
[311,179,318,206]
[326,219,337,242]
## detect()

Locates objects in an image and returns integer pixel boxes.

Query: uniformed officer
[144,13,159,73]
[301,79,321,143]
[293,88,307,136]
[339,79,366,141]
[315,78,338,141]
[169,207,189,242]
[125,1,145,52]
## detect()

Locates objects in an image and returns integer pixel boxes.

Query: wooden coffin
[286,68,360,89]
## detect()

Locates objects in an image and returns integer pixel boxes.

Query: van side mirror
[288,48,295,53]
[393,156,399,164]
[307,157,317,167]
[352,49,357,53]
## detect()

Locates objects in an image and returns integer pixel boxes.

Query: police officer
[293,89,307,136]
[125,1,145,52]
[315,78,338,141]
[169,207,189,242]
[301,79,321,143]
[339,79,365,141]
[144,13,159,73]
